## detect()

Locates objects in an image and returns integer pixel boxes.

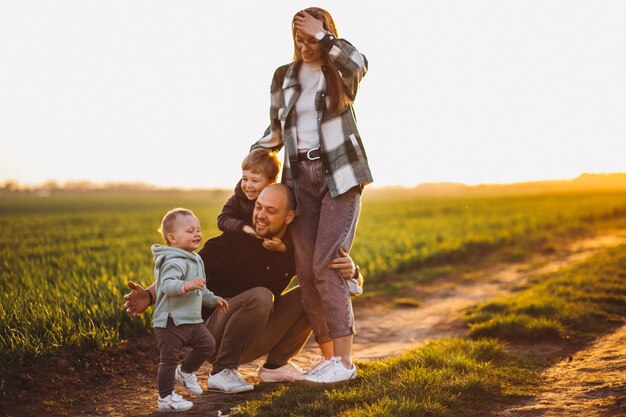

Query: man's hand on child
[243,225,261,239]
[262,237,287,252]
[215,297,229,314]
[124,281,150,316]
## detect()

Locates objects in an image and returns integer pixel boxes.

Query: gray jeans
[290,159,361,342]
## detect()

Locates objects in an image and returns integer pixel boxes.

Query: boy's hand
[328,248,356,279]
[124,281,150,316]
[243,225,261,239]
[215,297,229,314]
[263,237,287,252]
[184,277,206,292]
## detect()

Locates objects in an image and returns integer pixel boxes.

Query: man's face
[252,187,295,239]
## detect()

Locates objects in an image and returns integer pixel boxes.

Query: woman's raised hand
[294,10,325,37]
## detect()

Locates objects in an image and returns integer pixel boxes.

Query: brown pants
[205,286,311,373]
[155,318,215,398]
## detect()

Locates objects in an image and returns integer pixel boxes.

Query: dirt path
[3,229,626,417]
[345,230,626,362]
[498,324,626,417]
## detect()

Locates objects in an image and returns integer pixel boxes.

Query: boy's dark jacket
[217,179,255,233]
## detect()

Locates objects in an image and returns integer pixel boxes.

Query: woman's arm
[321,37,368,99]
[294,11,368,99]
[251,66,288,151]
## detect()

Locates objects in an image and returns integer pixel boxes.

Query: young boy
[152,208,228,413]
[218,149,363,296]
[217,148,287,252]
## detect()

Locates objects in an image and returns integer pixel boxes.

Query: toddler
[152,208,228,412]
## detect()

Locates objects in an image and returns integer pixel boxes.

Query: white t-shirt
[295,60,323,152]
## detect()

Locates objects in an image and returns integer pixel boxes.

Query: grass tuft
[465,246,626,342]
[232,338,532,417]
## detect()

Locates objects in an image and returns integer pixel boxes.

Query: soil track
[347,230,626,362]
[499,324,626,417]
[2,229,626,417]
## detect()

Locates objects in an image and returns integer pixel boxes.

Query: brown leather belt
[297,147,321,161]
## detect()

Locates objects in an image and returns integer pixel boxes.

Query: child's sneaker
[175,365,203,395]
[157,391,193,412]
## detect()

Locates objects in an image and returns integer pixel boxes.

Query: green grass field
[231,244,626,417]
[1,188,626,370]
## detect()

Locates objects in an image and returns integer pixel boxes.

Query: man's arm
[124,280,156,316]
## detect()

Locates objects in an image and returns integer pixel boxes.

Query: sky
[1,0,625,189]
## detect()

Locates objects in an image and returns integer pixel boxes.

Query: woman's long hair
[292,7,349,113]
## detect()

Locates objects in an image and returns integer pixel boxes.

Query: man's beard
[256,229,276,239]
[254,223,277,239]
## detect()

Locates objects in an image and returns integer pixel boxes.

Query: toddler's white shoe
[175,365,203,395]
[298,356,356,386]
[157,391,193,412]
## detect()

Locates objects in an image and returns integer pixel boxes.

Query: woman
[252,7,372,385]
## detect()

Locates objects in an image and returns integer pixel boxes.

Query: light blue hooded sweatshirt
[151,244,219,328]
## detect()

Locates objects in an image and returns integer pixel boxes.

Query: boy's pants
[155,318,215,398]
[206,286,311,373]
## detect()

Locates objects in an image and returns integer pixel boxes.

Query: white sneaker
[298,356,356,386]
[305,356,329,375]
[258,361,305,383]
[175,365,203,395]
[207,369,254,393]
[157,391,193,412]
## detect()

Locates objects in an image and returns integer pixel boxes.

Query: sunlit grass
[1,190,625,369]
[465,245,626,341]
[232,338,534,417]
[230,244,626,416]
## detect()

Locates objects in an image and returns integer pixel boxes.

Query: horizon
[3,171,625,192]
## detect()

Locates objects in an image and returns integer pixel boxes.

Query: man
[124,184,361,393]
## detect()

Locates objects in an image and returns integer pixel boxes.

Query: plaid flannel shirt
[251,33,373,199]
